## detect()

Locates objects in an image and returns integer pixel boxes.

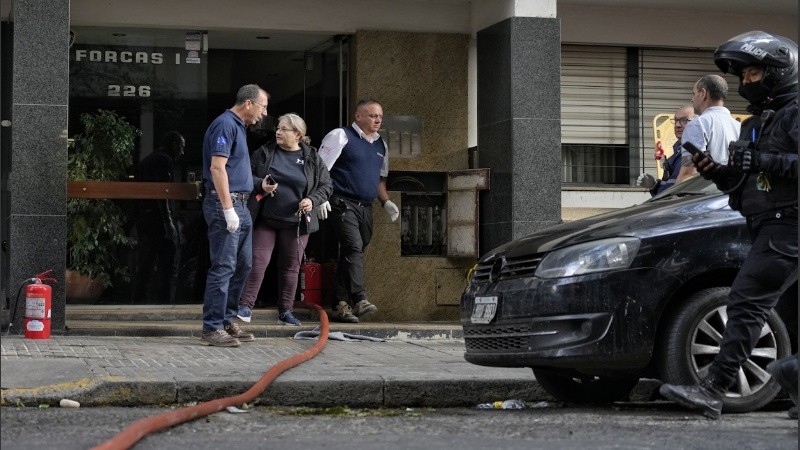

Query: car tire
[657,287,791,413]
[532,368,638,404]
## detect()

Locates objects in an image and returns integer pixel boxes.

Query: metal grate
[465,335,530,352]
[463,324,539,351]
[471,254,543,282]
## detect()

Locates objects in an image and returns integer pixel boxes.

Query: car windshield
[648,175,721,201]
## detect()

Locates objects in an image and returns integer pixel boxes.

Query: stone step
[64,305,464,340]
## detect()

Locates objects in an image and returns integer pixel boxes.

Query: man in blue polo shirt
[200,84,269,347]
[318,99,400,323]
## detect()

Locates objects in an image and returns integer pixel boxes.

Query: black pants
[329,196,373,304]
[134,214,180,303]
[710,218,798,386]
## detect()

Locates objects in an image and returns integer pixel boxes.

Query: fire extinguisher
[21,270,56,339]
[299,258,322,306]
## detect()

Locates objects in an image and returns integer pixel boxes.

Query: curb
[1,378,663,408]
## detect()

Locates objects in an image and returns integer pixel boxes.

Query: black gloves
[729,140,761,173]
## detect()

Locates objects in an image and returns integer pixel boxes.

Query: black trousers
[329,196,373,304]
[711,218,798,386]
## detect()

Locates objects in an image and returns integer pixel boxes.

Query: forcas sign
[74,49,164,64]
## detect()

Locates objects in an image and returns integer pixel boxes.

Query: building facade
[0,0,796,330]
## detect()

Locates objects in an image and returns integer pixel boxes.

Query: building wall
[7,0,70,333]
[351,30,470,320]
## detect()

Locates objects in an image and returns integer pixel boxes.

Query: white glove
[383,200,399,222]
[223,207,240,233]
[316,201,331,220]
[636,173,657,190]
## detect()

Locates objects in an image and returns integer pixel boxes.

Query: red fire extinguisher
[299,259,322,306]
[24,270,57,340]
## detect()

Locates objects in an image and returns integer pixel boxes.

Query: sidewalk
[1,307,661,408]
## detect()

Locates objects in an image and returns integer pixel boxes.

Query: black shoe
[766,356,798,419]
[659,378,725,419]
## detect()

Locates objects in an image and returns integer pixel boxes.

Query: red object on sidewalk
[24,281,52,339]
[300,260,322,306]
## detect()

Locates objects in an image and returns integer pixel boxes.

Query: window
[560,45,747,185]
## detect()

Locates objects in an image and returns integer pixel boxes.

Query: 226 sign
[107,85,151,97]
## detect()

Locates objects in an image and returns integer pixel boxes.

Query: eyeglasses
[670,117,692,125]
[249,99,268,112]
[276,126,296,133]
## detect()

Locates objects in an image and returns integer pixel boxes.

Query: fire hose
[92,302,329,450]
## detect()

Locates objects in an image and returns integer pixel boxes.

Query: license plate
[471,296,498,324]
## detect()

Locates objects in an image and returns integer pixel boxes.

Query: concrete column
[476,11,561,254]
[8,0,70,333]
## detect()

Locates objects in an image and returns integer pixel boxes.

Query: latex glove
[316,201,331,220]
[729,140,759,173]
[383,200,399,222]
[223,207,239,233]
[636,173,657,190]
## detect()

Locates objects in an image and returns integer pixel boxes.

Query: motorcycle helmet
[714,31,798,104]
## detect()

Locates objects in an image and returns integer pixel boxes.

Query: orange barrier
[92,302,329,450]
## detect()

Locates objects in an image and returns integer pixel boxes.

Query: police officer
[659,31,798,419]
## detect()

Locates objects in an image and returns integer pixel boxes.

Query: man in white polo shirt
[675,74,741,183]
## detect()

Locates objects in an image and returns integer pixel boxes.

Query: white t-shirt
[681,106,741,164]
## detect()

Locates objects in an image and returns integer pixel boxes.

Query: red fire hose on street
[92,303,329,450]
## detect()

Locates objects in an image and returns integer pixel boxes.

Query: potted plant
[67,109,140,301]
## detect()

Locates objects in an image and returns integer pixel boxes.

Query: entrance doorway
[67,27,349,304]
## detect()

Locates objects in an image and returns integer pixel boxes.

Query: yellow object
[651,113,750,179]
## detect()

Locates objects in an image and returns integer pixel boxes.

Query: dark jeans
[239,219,308,313]
[329,196,373,304]
[201,194,252,332]
[133,214,179,303]
[710,219,798,386]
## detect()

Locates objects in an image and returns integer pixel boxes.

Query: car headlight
[535,237,641,279]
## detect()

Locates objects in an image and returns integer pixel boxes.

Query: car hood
[483,194,737,261]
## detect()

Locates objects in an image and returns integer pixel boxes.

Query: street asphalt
[0,324,661,410]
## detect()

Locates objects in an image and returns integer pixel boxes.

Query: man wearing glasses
[200,84,269,347]
[637,105,696,195]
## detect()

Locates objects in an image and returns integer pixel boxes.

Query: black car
[461,176,796,412]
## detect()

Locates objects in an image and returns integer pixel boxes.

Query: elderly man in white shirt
[675,74,741,184]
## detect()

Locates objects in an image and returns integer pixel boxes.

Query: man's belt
[209,190,250,201]
[331,195,371,208]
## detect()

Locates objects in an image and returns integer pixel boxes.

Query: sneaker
[354,299,378,317]
[278,312,302,326]
[332,301,359,323]
[224,322,255,342]
[237,306,252,323]
[200,329,240,347]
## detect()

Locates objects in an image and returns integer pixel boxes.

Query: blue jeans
[202,194,253,331]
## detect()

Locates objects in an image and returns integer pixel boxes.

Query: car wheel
[532,368,638,404]
[657,287,791,413]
